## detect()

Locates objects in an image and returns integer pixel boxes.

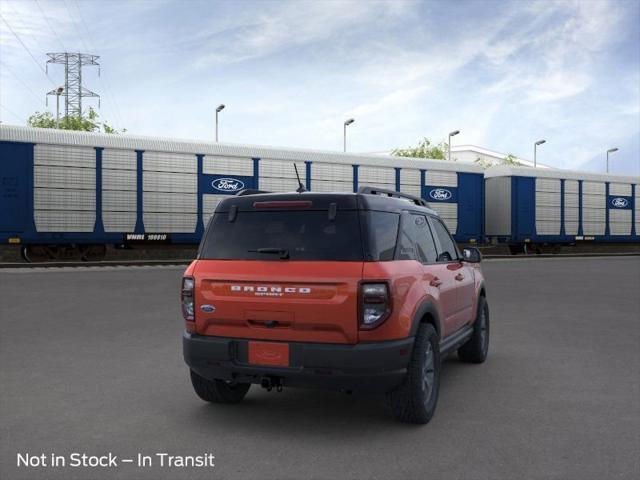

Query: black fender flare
[409,300,442,338]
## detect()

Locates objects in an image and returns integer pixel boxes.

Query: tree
[474,152,523,169]
[27,107,125,134]
[391,138,449,160]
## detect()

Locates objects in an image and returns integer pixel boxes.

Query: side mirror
[462,247,482,263]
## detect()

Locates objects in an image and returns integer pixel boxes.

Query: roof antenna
[294,163,306,193]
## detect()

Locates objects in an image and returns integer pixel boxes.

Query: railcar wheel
[79,244,107,262]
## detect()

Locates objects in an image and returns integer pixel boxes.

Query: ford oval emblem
[200,304,215,313]
[212,178,245,192]
[611,197,628,208]
[429,188,452,201]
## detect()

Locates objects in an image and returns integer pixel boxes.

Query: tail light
[359,282,391,329]
[181,276,195,321]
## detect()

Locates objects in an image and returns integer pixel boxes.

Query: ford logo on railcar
[429,188,452,201]
[212,178,245,192]
[611,197,628,208]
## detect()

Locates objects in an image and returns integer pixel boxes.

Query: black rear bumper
[183,332,414,393]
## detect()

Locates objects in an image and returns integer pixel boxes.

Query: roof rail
[357,186,428,207]
[236,189,271,196]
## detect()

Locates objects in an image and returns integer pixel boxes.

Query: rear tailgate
[194,260,363,344]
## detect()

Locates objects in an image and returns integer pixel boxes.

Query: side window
[365,211,399,261]
[429,217,458,262]
[412,214,438,263]
[396,213,438,263]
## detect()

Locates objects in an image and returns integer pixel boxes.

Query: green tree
[474,152,523,169]
[391,137,449,160]
[27,107,125,134]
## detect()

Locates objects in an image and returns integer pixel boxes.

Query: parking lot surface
[1,257,639,480]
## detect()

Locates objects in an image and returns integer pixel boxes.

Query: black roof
[214,190,439,216]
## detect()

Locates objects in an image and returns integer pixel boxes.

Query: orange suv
[182,187,489,424]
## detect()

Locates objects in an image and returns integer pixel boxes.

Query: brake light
[181,276,195,321]
[359,282,391,329]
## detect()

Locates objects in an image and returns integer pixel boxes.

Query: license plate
[248,341,289,367]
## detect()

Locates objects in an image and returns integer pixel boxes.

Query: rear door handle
[429,277,442,287]
[455,273,465,281]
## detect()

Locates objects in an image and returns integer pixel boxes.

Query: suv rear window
[200,211,364,261]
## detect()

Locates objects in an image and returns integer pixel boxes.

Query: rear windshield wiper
[248,247,290,259]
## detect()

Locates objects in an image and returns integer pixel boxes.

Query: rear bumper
[183,332,414,393]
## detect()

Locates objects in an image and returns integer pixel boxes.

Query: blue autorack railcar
[0,125,485,261]
[484,165,639,253]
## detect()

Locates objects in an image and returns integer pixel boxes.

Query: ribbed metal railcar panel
[582,181,605,195]
[358,182,396,193]
[400,169,421,186]
[34,144,95,168]
[2,126,485,174]
[609,209,632,235]
[583,222,605,235]
[34,165,95,190]
[583,209,606,221]
[203,156,253,176]
[34,210,95,232]
[582,195,606,209]
[309,180,353,193]
[565,221,579,235]
[536,178,560,193]
[143,171,196,193]
[202,194,229,227]
[535,191,561,207]
[34,188,95,211]
[102,190,136,211]
[536,221,561,235]
[102,149,136,170]
[259,159,307,179]
[425,170,457,187]
[103,211,136,232]
[609,183,632,196]
[259,176,305,192]
[565,180,579,194]
[103,169,136,191]
[143,192,197,213]
[358,166,395,184]
[426,203,457,234]
[484,177,511,236]
[636,189,640,232]
[565,207,579,235]
[143,213,197,233]
[310,163,353,182]
[399,184,421,198]
[143,151,197,173]
[564,192,579,208]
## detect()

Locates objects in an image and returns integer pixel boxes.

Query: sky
[0,0,639,175]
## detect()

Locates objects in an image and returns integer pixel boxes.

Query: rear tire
[458,296,490,363]
[386,324,440,424]
[189,370,251,404]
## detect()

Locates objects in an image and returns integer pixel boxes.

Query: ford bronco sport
[182,187,489,424]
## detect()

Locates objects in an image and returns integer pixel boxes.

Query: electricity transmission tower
[46,53,100,118]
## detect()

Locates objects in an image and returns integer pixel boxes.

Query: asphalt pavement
[1,257,639,480]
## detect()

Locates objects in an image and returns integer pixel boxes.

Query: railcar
[0,125,485,261]
[484,165,639,253]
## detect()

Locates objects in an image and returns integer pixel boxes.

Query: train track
[0,252,638,268]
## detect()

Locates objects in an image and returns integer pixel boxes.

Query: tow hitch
[260,376,283,392]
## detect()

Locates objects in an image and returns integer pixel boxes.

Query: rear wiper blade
[248,247,290,259]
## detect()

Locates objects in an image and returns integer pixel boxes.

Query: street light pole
[606,148,618,173]
[343,118,354,152]
[55,87,64,128]
[448,130,460,161]
[215,104,225,142]
[534,139,546,168]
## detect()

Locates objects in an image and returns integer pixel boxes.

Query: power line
[72,0,126,128]
[0,60,45,105]
[34,0,67,52]
[0,103,24,123]
[0,13,56,86]
[62,0,91,52]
